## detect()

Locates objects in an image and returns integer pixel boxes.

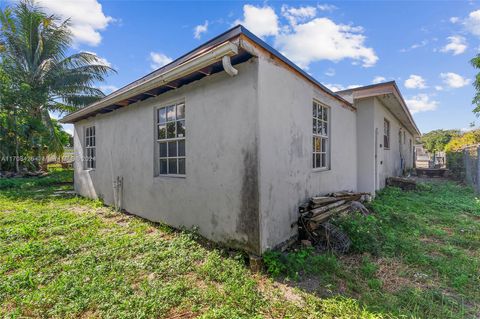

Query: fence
[446,144,480,192]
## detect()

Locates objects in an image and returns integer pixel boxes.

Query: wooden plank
[309,200,346,218]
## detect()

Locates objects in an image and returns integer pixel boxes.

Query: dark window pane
[178,140,185,156]
[177,103,185,119]
[177,120,185,137]
[315,153,321,168]
[321,153,327,168]
[178,158,185,175]
[158,108,166,124]
[313,119,317,134]
[323,107,328,121]
[158,125,166,139]
[321,138,326,153]
[168,158,177,174]
[167,105,175,121]
[313,103,317,117]
[92,136,95,147]
[159,159,168,174]
[168,141,177,157]
[159,142,167,157]
[312,154,315,168]
[323,122,328,136]
[315,137,321,152]
[167,122,175,138]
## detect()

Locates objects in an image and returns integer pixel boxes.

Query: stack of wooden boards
[298,191,371,236]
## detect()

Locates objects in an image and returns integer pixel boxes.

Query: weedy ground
[0,169,479,318]
[264,181,480,319]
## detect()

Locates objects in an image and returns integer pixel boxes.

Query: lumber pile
[298,191,371,251]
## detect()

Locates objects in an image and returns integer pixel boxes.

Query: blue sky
[19,0,480,134]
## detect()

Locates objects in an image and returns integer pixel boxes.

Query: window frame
[84,125,96,170]
[312,100,330,171]
[383,119,390,150]
[154,100,186,178]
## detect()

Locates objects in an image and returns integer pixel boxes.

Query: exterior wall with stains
[73,59,261,254]
[256,56,358,252]
[356,97,376,194]
[373,97,415,190]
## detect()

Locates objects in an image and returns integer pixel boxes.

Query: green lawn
[0,170,479,318]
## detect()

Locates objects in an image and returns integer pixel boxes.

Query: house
[61,25,420,255]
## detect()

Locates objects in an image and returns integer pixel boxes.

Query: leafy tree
[472,54,480,114]
[420,129,460,154]
[445,129,480,152]
[0,0,114,171]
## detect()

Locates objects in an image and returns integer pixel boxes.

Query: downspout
[222,55,238,76]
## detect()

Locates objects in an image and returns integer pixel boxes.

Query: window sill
[312,167,330,173]
[154,174,186,179]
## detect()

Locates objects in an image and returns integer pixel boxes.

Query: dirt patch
[256,276,306,307]
[341,255,439,293]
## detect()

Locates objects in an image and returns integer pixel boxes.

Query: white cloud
[324,83,361,92]
[234,5,279,38]
[404,75,427,89]
[372,76,386,84]
[317,4,337,12]
[450,17,460,23]
[440,72,470,88]
[37,0,113,46]
[194,20,208,39]
[275,18,378,69]
[440,36,467,55]
[435,85,444,91]
[400,39,429,52]
[464,10,480,37]
[149,52,173,70]
[325,68,335,76]
[84,51,111,67]
[281,5,316,26]
[99,85,118,94]
[405,94,438,114]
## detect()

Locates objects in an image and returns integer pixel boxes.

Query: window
[409,139,412,153]
[403,131,406,144]
[84,126,96,170]
[398,129,402,145]
[156,102,185,176]
[383,119,390,149]
[312,100,329,170]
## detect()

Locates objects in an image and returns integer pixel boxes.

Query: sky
[10,0,480,135]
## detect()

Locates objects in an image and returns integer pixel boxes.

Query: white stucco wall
[74,59,262,253]
[356,97,376,194]
[256,57,358,251]
[371,97,414,190]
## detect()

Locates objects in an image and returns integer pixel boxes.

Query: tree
[445,129,480,152]
[420,129,460,154]
[472,54,480,114]
[0,0,115,171]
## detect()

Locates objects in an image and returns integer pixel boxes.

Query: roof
[61,25,351,123]
[337,81,421,136]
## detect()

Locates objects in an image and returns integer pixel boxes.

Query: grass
[0,170,479,318]
[264,181,480,319]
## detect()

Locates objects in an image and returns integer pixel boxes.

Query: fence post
[477,146,480,193]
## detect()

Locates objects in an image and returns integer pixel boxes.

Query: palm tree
[0,0,115,169]
[471,54,480,114]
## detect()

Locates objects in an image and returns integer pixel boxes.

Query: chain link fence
[446,144,480,192]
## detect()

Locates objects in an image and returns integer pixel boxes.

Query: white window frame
[155,100,186,177]
[312,100,330,171]
[384,119,390,150]
[84,126,96,170]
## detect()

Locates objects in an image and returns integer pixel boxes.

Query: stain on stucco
[237,144,260,254]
